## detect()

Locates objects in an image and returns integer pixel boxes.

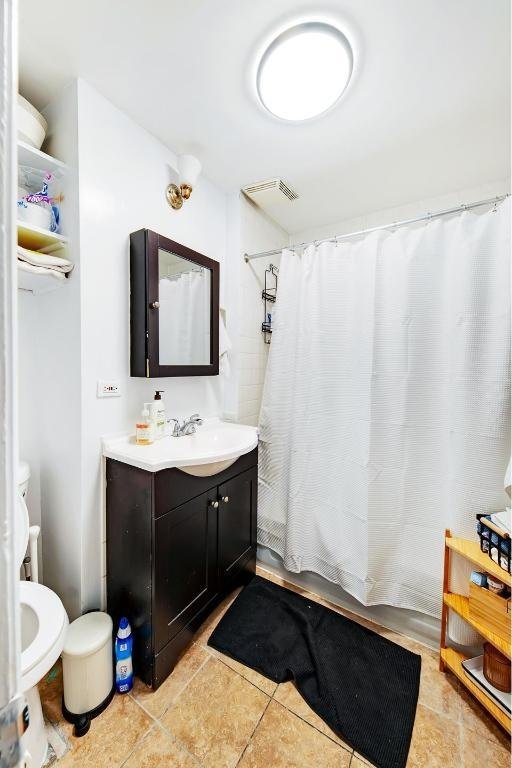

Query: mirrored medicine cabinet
[130,229,219,377]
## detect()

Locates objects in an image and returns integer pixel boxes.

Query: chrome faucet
[169,413,203,437]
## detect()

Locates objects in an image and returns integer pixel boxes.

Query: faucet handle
[189,413,203,424]
[167,417,181,437]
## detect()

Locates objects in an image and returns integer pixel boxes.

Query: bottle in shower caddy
[115,617,133,694]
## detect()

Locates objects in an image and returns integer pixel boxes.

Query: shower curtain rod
[243,193,510,262]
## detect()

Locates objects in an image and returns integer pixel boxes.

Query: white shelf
[17,140,67,175]
[17,141,71,295]
[17,221,68,252]
[17,265,67,295]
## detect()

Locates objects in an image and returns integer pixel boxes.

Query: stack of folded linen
[17,245,74,282]
[489,508,512,536]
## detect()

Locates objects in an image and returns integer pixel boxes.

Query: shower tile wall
[237,196,289,426]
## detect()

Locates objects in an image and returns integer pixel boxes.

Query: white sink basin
[102,418,258,475]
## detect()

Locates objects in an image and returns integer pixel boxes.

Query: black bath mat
[208,576,421,768]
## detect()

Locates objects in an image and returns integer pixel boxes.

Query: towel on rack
[17,245,74,274]
[219,311,232,377]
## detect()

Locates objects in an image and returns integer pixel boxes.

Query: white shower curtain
[258,199,511,617]
[159,271,209,365]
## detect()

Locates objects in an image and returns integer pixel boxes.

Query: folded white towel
[18,260,66,281]
[219,311,232,377]
[17,245,74,273]
[489,509,512,536]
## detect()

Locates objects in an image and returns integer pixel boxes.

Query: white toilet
[17,462,69,767]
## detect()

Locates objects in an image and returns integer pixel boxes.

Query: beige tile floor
[39,567,511,768]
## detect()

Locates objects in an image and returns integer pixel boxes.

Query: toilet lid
[20,581,68,682]
[16,494,29,570]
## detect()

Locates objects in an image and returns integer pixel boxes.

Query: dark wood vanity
[106,448,257,689]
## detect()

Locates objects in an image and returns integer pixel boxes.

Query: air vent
[243,178,298,201]
[242,178,298,224]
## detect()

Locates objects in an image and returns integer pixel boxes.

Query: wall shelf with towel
[17,141,72,294]
[17,223,71,294]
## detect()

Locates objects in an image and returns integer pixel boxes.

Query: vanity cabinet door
[154,490,218,652]
[218,466,257,586]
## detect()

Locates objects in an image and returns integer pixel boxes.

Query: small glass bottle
[136,405,153,445]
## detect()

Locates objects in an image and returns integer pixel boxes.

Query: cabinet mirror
[130,230,219,377]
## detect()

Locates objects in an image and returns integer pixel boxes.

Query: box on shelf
[469,582,511,643]
[477,513,511,575]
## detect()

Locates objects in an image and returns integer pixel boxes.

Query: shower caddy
[261,263,278,344]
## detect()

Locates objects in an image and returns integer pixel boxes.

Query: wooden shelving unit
[440,647,511,732]
[440,530,511,734]
[443,593,510,658]
[446,536,511,587]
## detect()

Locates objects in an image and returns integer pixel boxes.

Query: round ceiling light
[256,22,353,122]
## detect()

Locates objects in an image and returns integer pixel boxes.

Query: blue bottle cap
[117,617,131,639]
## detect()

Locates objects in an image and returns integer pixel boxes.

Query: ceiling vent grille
[242,177,299,218]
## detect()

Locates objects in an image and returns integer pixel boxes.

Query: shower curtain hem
[257,525,442,619]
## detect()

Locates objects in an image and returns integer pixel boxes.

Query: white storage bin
[62,612,114,736]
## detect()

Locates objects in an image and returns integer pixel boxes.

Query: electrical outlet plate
[97,380,121,398]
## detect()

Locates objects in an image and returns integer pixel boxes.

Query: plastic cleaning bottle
[115,617,133,693]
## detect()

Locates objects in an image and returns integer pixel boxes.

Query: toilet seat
[20,580,68,691]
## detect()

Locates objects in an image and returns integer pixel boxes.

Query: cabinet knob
[150,301,160,309]
[210,500,219,508]
[221,496,229,503]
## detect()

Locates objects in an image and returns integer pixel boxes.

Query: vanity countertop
[102,418,258,473]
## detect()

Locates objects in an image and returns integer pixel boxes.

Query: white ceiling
[19,0,510,234]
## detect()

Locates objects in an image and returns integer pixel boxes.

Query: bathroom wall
[18,79,231,617]
[18,81,83,613]
[76,80,230,611]
[225,194,289,426]
[17,292,41,529]
[17,292,43,575]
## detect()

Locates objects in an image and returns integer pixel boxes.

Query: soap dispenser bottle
[151,390,166,440]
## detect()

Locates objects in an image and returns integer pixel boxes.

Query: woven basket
[483,642,511,693]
